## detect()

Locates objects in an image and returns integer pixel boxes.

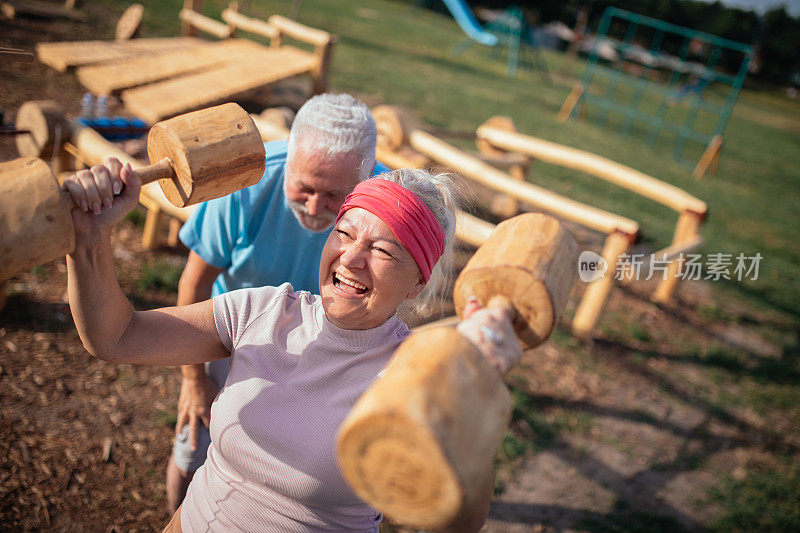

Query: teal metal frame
[567,7,753,168]
[452,6,549,79]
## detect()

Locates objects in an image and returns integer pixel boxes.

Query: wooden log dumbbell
[1,102,265,280]
[337,213,579,529]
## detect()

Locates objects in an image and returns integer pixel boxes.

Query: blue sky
[702,0,800,16]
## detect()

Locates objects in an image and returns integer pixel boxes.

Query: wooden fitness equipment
[1,102,265,280]
[337,213,579,529]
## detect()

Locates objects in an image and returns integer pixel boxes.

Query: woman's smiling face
[319,208,425,330]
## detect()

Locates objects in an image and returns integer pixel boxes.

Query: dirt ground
[2,7,798,533]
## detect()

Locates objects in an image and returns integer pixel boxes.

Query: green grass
[137,259,182,293]
[574,499,688,532]
[707,461,800,532]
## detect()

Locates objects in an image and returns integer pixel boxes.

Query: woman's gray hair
[376,168,460,316]
[287,93,377,180]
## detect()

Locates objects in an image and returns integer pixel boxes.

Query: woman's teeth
[334,273,368,293]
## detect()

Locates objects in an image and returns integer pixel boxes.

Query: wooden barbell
[1,102,265,280]
[336,213,579,529]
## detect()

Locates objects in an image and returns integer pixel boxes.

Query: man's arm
[176,251,225,449]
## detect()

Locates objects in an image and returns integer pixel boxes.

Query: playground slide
[441,0,498,46]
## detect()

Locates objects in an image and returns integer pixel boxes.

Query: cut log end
[337,413,462,528]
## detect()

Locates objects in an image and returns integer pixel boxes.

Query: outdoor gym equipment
[476,116,707,303]
[372,104,641,339]
[558,7,753,178]
[1,102,266,280]
[337,213,579,529]
[441,0,498,46]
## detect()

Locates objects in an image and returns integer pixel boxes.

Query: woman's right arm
[64,158,228,366]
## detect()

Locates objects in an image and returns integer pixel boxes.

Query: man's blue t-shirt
[179,140,389,297]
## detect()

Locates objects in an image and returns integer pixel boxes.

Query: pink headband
[336,179,445,282]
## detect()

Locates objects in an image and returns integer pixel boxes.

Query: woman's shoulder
[220,283,310,308]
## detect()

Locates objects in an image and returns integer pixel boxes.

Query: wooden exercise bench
[120,8,335,124]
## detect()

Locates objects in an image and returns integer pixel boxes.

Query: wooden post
[557,83,584,123]
[474,116,531,219]
[142,205,165,251]
[167,218,183,248]
[225,1,238,38]
[311,35,335,95]
[115,4,143,41]
[181,0,202,36]
[693,134,723,179]
[491,162,529,219]
[652,210,703,303]
[572,230,632,340]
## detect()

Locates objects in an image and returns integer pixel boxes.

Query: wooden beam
[409,130,640,236]
[1,0,86,21]
[477,124,708,215]
[36,37,201,72]
[652,210,704,303]
[115,3,144,41]
[455,210,494,248]
[267,15,332,47]
[221,8,279,41]
[76,40,262,95]
[121,45,315,123]
[693,134,723,180]
[179,8,232,39]
[557,83,584,123]
[249,113,290,141]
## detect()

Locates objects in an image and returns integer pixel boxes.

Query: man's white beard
[287,198,337,233]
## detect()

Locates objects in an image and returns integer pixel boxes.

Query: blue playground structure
[440,0,548,78]
[441,0,497,47]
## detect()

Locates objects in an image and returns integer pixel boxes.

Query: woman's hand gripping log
[62,158,227,367]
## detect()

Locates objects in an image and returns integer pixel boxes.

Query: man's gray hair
[287,93,377,180]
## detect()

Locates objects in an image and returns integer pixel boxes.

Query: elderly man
[166,93,387,513]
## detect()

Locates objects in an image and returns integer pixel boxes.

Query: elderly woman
[63,159,520,532]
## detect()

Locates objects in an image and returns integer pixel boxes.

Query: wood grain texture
[0,157,74,280]
[114,3,143,41]
[477,122,707,214]
[77,39,265,95]
[337,327,509,529]
[338,214,578,528]
[122,46,315,123]
[179,8,231,39]
[454,213,579,347]
[145,103,265,207]
[410,130,640,236]
[37,37,202,72]
[14,100,68,159]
